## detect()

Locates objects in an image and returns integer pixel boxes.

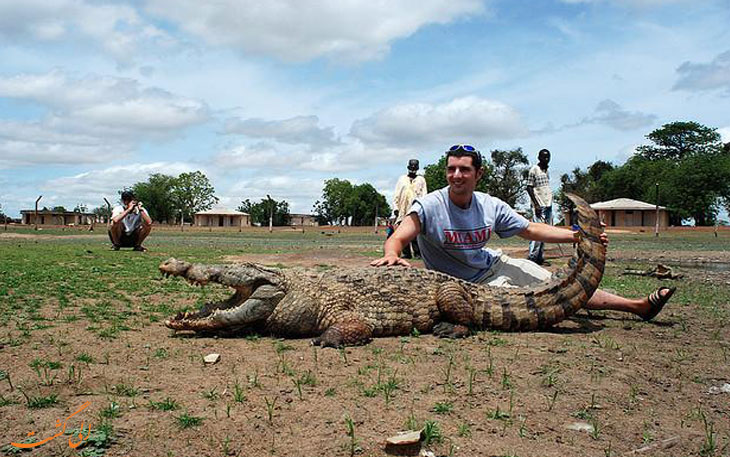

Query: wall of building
[596,209,669,228]
[22,212,94,225]
[194,214,250,227]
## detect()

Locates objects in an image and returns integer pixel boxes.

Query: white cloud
[0,71,210,167]
[718,127,730,143]
[0,0,173,65]
[227,175,324,213]
[213,143,280,169]
[349,96,527,148]
[559,0,693,5]
[223,115,339,148]
[41,162,197,203]
[0,120,130,168]
[673,50,730,93]
[0,70,210,138]
[582,99,657,131]
[144,0,485,62]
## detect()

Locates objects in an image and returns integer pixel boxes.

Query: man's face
[446,155,483,196]
[538,150,550,165]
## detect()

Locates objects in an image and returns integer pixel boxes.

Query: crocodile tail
[486,193,606,330]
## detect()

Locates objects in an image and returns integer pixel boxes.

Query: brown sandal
[643,286,676,321]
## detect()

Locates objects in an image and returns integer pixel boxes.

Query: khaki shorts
[474,251,552,288]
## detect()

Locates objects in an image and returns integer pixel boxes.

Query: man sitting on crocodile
[370,144,675,322]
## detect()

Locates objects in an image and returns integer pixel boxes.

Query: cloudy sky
[1,0,728,217]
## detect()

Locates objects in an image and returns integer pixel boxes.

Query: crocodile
[161,194,605,347]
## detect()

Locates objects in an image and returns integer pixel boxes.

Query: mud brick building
[194,209,250,228]
[21,210,95,226]
[589,198,669,229]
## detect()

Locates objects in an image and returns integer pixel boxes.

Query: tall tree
[238,197,291,226]
[556,160,615,207]
[485,148,529,207]
[172,171,219,223]
[347,183,390,226]
[637,121,723,161]
[132,173,177,223]
[313,179,389,225]
[313,178,354,225]
[584,121,730,225]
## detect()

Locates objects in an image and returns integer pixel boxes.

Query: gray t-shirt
[410,188,529,282]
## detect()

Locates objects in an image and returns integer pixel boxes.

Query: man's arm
[139,205,152,225]
[518,221,607,246]
[370,213,421,267]
[111,202,133,224]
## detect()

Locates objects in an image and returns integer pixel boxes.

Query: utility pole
[374,204,378,234]
[654,182,660,238]
[267,194,273,233]
[34,195,42,230]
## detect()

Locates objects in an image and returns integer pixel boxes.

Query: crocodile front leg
[312,317,373,348]
[433,282,476,338]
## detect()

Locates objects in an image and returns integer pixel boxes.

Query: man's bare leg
[108,222,124,248]
[586,288,673,319]
[134,222,152,250]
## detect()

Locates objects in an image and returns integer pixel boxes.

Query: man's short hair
[445,144,483,170]
[407,159,419,171]
[538,148,550,157]
[120,190,135,202]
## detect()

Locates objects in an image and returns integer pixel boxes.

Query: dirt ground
[1,245,729,457]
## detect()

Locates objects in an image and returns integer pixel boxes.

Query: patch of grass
[99,401,121,419]
[19,389,58,409]
[432,401,453,414]
[149,397,179,411]
[175,412,204,429]
[76,353,94,364]
[422,420,443,447]
[113,383,138,397]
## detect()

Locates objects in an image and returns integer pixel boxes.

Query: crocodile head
[160,257,285,332]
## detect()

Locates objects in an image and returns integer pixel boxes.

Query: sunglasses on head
[449,144,477,152]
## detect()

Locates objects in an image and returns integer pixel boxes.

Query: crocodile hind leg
[311,317,373,348]
[433,282,476,339]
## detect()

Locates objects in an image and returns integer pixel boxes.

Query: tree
[313,179,354,225]
[556,160,614,207]
[637,121,723,161]
[485,148,529,207]
[313,179,390,225]
[132,173,177,223]
[73,204,88,213]
[52,206,67,212]
[583,121,730,226]
[92,205,112,222]
[347,183,390,226]
[172,171,219,223]
[238,197,291,226]
[0,204,8,223]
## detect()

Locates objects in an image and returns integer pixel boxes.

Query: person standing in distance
[526,148,553,265]
[393,159,427,259]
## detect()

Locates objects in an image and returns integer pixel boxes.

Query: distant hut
[289,213,319,227]
[589,198,668,229]
[21,209,95,226]
[194,209,250,228]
